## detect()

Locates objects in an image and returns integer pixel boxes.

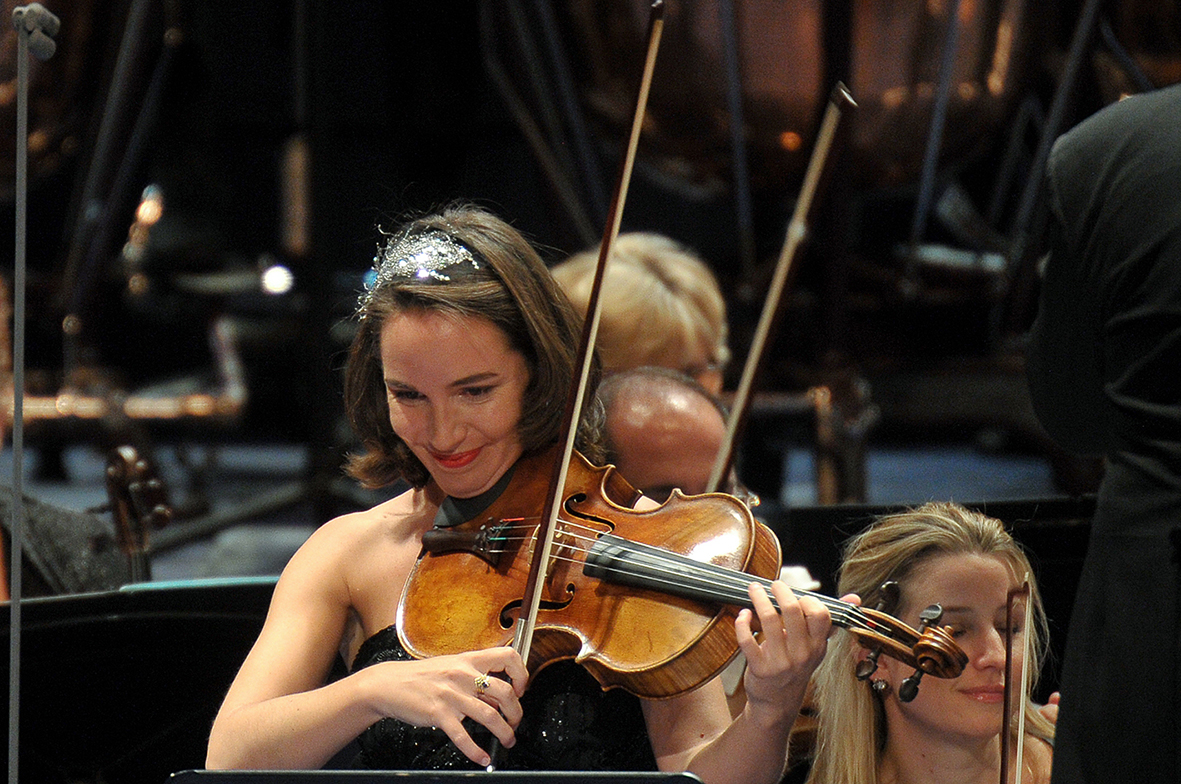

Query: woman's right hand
[365,646,529,767]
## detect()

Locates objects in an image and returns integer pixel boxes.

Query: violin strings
[483,521,876,631]
[584,534,879,635]
[465,518,884,636]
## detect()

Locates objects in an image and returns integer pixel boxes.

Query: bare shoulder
[257,495,410,627]
[220,487,431,705]
[294,489,423,570]
[288,487,434,639]
[280,490,424,597]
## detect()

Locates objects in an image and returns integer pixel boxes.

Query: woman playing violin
[804,502,1055,784]
[205,203,833,782]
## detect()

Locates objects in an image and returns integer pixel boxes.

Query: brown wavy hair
[343,203,603,489]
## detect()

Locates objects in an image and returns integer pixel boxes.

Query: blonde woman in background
[552,232,729,395]
[805,502,1055,784]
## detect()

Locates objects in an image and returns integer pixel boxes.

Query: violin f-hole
[500,586,577,630]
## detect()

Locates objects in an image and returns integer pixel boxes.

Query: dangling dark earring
[871,679,890,697]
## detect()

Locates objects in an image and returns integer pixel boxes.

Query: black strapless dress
[350,625,658,771]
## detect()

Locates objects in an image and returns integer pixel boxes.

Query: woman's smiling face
[380,309,531,499]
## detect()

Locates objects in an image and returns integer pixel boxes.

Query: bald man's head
[600,368,728,501]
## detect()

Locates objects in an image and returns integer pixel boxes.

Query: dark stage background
[4,1,1179,782]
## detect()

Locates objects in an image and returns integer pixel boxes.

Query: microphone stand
[10,7,61,782]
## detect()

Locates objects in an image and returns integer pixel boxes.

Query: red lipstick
[433,449,480,469]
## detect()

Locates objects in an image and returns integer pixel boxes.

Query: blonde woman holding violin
[205,203,836,782]
[804,502,1055,784]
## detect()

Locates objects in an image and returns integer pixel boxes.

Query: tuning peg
[898,670,922,702]
[855,582,902,680]
[856,646,883,680]
[879,581,901,610]
[898,604,945,702]
[918,604,944,626]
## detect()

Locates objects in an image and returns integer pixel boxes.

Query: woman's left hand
[735,581,832,723]
[1038,691,1060,724]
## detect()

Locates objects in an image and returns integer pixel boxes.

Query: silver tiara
[369,228,482,291]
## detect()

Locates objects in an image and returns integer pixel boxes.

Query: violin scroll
[104,445,173,583]
[848,604,969,699]
[897,606,943,701]
[844,578,967,700]
[911,615,968,679]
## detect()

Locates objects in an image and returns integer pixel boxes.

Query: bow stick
[482,4,665,770]
[509,0,665,685]
[1000,578,1033,784]
[706,82,857,494]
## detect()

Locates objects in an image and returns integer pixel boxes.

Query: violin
[399,445,968,700]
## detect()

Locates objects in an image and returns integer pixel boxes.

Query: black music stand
[169,772,703,784]
[3,578,279,784]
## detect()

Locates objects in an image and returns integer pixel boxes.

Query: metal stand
[10,6,60,783]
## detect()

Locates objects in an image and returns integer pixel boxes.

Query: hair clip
[369,228,481,287]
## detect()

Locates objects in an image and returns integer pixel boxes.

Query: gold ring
[474,673,492,696]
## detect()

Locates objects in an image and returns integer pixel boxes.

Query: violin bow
[510,0,665,670]
[1000,577,1033,784]
[706,82,856,494]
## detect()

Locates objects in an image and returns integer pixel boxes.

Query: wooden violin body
[399,446,779,699]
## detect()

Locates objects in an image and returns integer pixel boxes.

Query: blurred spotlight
[122,184,166,296]
[778,131,803,152]
[136,184,164,225]
[261,263,295,296]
